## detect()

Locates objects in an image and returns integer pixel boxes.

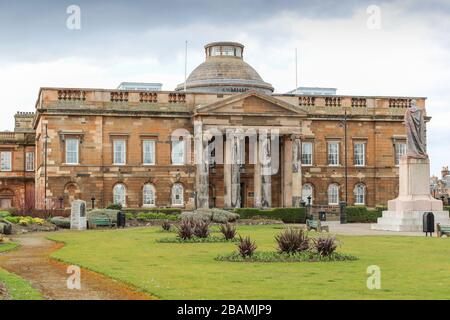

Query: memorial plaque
[70,199,87,230]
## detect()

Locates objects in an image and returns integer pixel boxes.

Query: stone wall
[28,88,425,209]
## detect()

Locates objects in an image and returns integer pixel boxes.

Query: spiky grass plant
[219,223,237,240]
[237,235,257,258]
[275,228,310,254]
[313,236,339,257]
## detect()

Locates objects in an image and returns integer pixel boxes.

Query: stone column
[260,132,272,209]
[223,133,232,208]
[253,132,262,208]
[230,130,242,208]
[283,136,293,207]
[291,136,302,207]
[194,121,209,209]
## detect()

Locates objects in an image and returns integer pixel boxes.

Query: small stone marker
[70,200,87,230]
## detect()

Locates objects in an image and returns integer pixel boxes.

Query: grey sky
[0,0,448,175]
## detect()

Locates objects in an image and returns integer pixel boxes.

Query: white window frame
[354,184,366,205]
[65,138,79,165]
[143,184,156,207]
[113,184,126,207]
[395,142,406,165]
[328,142,340,166]
[354,142,366,166]
[301,142,313,166]
[26,152,35,171]
[171,140,185,165]
[328,184,340,205]
[302,184,313,205]
[171,183,184,207]
[0,151,12,172]
[113,139,126,165]
[143,140,156,165]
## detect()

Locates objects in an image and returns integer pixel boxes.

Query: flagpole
[184,41,188,92]
[295,48,298,93]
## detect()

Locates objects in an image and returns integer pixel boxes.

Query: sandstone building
[0,41,425,212]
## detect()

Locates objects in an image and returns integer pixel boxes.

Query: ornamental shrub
[234,207,306,223]
[237,236,257,258]
[345,206,382,223]
[275,228,310,254]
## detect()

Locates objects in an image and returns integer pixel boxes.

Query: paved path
[0,232,154,300]
[324,222,424,236]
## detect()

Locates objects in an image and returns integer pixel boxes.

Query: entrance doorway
[240,183,246,208]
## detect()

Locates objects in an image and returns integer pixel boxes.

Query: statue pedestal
[372,158,450,231]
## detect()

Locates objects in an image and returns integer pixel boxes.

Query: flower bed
[157,236,238,243]
[216,251,357,263]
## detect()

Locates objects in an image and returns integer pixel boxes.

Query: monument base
[371,210,450,232]
[372,157,450,232]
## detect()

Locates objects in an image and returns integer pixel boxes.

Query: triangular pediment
[195,91,306,116]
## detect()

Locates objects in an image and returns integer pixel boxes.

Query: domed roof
[176,42,273,94]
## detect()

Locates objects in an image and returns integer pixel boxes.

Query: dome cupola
[176,42,274,94]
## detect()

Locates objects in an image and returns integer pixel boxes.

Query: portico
[193,91,307,209]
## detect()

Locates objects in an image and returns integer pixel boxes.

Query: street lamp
[58,196,64,209]
[307,196,312,219]
[339,201,347,224]
[338,110,349,204]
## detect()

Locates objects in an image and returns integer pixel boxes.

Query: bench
[88,216,115,229]
[306,219,329,233]
[437,223,450,237]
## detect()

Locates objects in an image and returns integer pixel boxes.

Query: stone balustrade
[298,96,315,106]
[139,92,158,103]
[38,88,425,116]
[57,89,86,101]
[325,97,342,107]
[0,132,16,140]
[110,91,129,102]
[351,98,367,107]
[389,98,411,108]
[168,93,186,103]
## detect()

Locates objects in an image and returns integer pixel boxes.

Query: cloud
[0,0,448,175]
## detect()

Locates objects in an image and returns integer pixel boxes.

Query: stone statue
[405,99,428,159]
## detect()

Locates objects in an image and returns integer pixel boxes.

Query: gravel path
[0,232,154,300]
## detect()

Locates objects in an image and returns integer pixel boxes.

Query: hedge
[136,212,180,221]
[346,206,382,223]
[234,208,306,223]
[444,206,450,215]
[123,208,182,215]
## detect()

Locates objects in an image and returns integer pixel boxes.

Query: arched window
[328,184,339,205]
[302,184,313,205]
[171,183,184,206]
[143,184,156,207]
[354,184,366,205]
[113,184,126,207]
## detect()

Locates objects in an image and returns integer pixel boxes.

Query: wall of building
[34,113,195,209]
[26,88,425,210]
[0,131,35,212]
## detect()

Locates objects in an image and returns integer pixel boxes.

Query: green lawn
[0,243,43,300]
[47,225,450,299]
